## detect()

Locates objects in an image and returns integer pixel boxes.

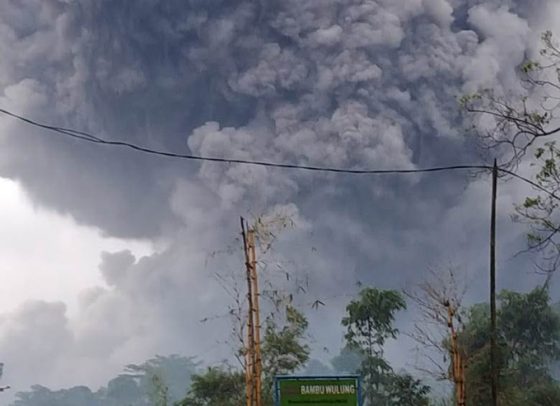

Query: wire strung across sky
[0,107,557,201]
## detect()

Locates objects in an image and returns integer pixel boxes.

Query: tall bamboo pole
[241,219,255,406]
[248,229,262,406]
[241,219,263,406]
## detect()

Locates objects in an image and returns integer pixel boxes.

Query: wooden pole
[241,219,263,406]
[248,229,263,406]
[490,160,498,406]
[241,218,255,406]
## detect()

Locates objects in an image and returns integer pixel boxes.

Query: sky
[0,0,559,399]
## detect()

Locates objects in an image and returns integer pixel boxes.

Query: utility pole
[241,218,262,406]
[490,159,498,406]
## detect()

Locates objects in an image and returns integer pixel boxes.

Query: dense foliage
[12,355,198,406]
[460,286,560,406]
[11,286,560,406]
[178,367,244,406]
[342,287,430,405]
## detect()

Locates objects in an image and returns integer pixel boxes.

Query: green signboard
[275,376,361,405]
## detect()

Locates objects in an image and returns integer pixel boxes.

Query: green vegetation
[178,367,244,406]
[12,355,198,406]
[460,286,560,406]
[463,31,560,272]
[11,285,560,406]
[342,287,430,405]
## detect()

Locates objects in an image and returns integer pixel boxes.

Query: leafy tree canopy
[460,285,560,406]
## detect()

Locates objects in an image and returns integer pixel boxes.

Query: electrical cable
[1,107,558,201]
[0,108,492,174]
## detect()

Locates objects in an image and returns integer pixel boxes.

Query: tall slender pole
[490,160,498,406]
[241,218,255,406]
[241,218,263,406]
[248,229,263,406]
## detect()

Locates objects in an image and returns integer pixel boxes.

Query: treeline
[11,355,199,406]
[10,284,560,406]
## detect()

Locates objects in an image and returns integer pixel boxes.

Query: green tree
[178,367,244,406]
[462,31,560,271]
[121,355,199,405]
[526,383,560,405]
[12,385,101,406]
[342,287,410,405]
[182,215,309,406]
[385,373,430,406]
[330,345,364,374]
[149,373,169,406]
[178,303,309,406]
[102,375,143,405]
[261,304,310,404]
[13,355,199,406]
[459,286,560,406]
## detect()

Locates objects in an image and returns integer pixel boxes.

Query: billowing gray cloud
[0,0,556,397]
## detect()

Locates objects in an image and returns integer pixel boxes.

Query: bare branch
[404,265,468,384]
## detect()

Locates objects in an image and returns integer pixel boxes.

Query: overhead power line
[0,107,558,201]
[0,107,490,174]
